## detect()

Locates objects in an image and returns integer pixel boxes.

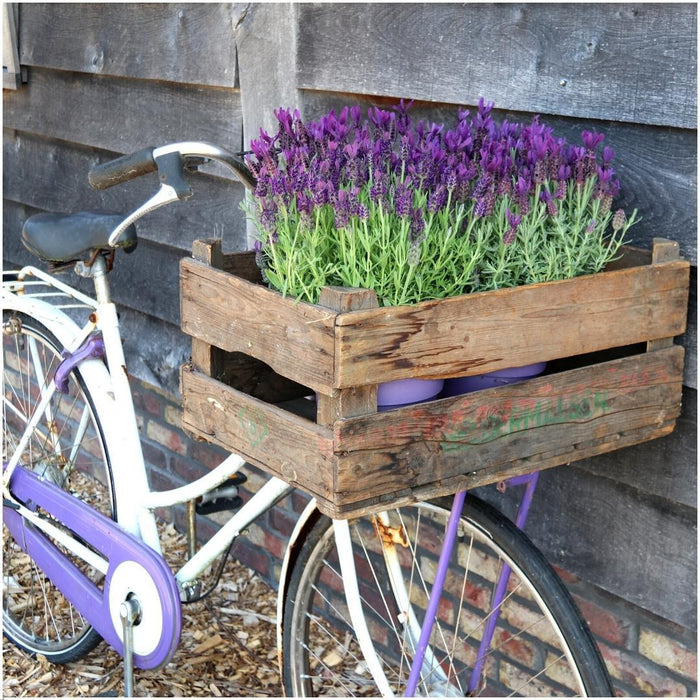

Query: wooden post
[190,239,226,379]
[647,237,681,352]
[316,287,379,426]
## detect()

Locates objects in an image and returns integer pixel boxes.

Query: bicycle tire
[3,310,116,664]
[283,495,612,697]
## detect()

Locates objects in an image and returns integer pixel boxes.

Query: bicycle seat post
[87,254,112,305]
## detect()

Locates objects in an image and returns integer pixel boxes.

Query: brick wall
[132,378,697,696]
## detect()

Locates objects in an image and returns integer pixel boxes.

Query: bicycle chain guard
[4,465,181,670]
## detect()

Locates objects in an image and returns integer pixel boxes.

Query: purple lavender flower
[540,189,558,218]
[581,130,605,152]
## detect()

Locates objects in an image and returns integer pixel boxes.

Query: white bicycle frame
[2,262,405,694]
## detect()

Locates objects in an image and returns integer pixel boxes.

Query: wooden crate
[180,238,689,518]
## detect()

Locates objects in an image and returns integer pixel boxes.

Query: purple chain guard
[4,465,181,670]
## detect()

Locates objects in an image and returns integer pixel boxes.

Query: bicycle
[2,141,613,697]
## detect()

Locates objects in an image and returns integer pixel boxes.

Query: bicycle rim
[3,311,115,663]
[283,497,611,697]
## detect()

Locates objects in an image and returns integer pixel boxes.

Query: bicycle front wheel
[3,310,115,663]
[283,495,612,697]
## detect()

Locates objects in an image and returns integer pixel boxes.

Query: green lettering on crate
[441,388,611,452]
[238,406,269,449]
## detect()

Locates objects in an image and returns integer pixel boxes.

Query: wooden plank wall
[3,3,696,631]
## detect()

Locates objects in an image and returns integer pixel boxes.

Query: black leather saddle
[21,211,137,264]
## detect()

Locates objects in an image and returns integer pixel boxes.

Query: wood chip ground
[3,522,283,697]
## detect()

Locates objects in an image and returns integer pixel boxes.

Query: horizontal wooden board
[18,3,241,88]
[332,346,684,505]
[520,465,697,630]
[180,258,336,392]
[181,367,335,500]
[4,68,244,160]
[297,3,697,128]
[332,260,690,387]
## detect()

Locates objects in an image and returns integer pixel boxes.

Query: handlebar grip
[88,147,158,190]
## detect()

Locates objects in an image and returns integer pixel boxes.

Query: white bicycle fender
[276,497,319,680]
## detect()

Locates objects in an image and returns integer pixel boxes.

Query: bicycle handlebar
[88,141,257,192]
[89,147,158,190]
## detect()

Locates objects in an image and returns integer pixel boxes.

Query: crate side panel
[180,258,336,392]
[318,421,679,520]
[181,368,336,501]
[332,347,684,506]
[333,262,689,387]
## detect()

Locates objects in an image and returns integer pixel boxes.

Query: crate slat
[181,367,335,499]
[331,346,684,513]
[180,258,337,392]
[331,261,689,387]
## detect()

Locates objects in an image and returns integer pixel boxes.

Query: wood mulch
[2,522,284,697]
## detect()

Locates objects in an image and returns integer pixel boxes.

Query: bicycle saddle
[21,211,137,263]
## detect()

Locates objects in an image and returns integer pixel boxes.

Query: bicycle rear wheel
[283,495,612,697]
[3,310,115,663]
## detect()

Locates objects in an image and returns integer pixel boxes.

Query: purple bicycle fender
[5,466,181,670]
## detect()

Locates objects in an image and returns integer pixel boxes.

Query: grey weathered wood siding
[3,2,696,633]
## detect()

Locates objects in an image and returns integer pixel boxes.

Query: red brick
[551,564,580,585]
[131,384,164,418]
[142,441,168,471]
[146,419,188,455]
[269,507,297,538]
[572,594,631,647]
[190,440,230,471]
[233,539,270,579]
[601,643,689,696]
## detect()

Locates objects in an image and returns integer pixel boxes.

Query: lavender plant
[243,99,638,306]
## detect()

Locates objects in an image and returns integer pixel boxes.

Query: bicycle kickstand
[120,597,141,697]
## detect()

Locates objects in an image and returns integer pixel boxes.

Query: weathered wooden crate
[180,238,689,519]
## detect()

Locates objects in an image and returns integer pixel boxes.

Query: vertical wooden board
[179,259,337,392]
[297,4,696,128]
[332,348,684,504]
[181,368,336,500]
[332,262,690,387]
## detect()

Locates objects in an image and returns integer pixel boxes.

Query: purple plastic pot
[442,362,547,397]
[377,378,444,409]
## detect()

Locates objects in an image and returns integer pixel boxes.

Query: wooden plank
[329,347,684,514]
[2,133,248,251]
[297,3,697,128]
[319,422,679,520]
[180,258,337,393]
[181,367,335,500]
[3,68,244,161]
[18,3,242,88]
[332,261,690,387]
[523,466,697,630]
[316,287,379,426]
[648,238,681,351]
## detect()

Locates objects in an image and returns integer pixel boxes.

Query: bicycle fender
[2,288,86,350]
[5,465,181,670]
[276,498,321,665]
